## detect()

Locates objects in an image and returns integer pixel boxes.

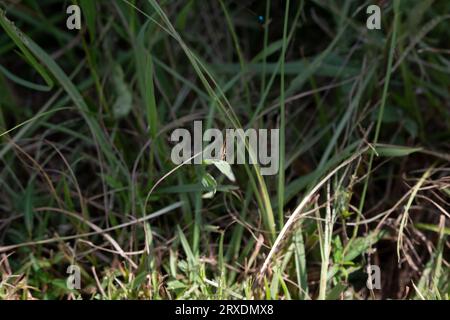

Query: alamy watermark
[66,264,81,290]
[170,121,279,175]
[66,5,81,30]
[366,264,381,290]
[366,5,381,30]
[65,4,381,31]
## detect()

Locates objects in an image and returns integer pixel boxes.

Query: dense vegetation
[0,0,448,299]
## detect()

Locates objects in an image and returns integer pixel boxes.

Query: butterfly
[257,15,265,25]
[230,0,268,26]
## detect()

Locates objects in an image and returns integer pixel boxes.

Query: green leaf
[177,225,195,264]
[375,145,422,157]
[23,182,34,236]
[136,24,158,138]
[112,64,133,119]
[370,105,402,123]
[201,173,217,199]
[0,10,53,89]
[80,0,96,41]
[167,280,187,290]
[203,159,236,182]
[344,231,383,262]
[404,119,419,138]
[416,223,450,236]
[326,283,347,300]
[0,63,50,92]
[0,11,125,176]
[175,0,193,30]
